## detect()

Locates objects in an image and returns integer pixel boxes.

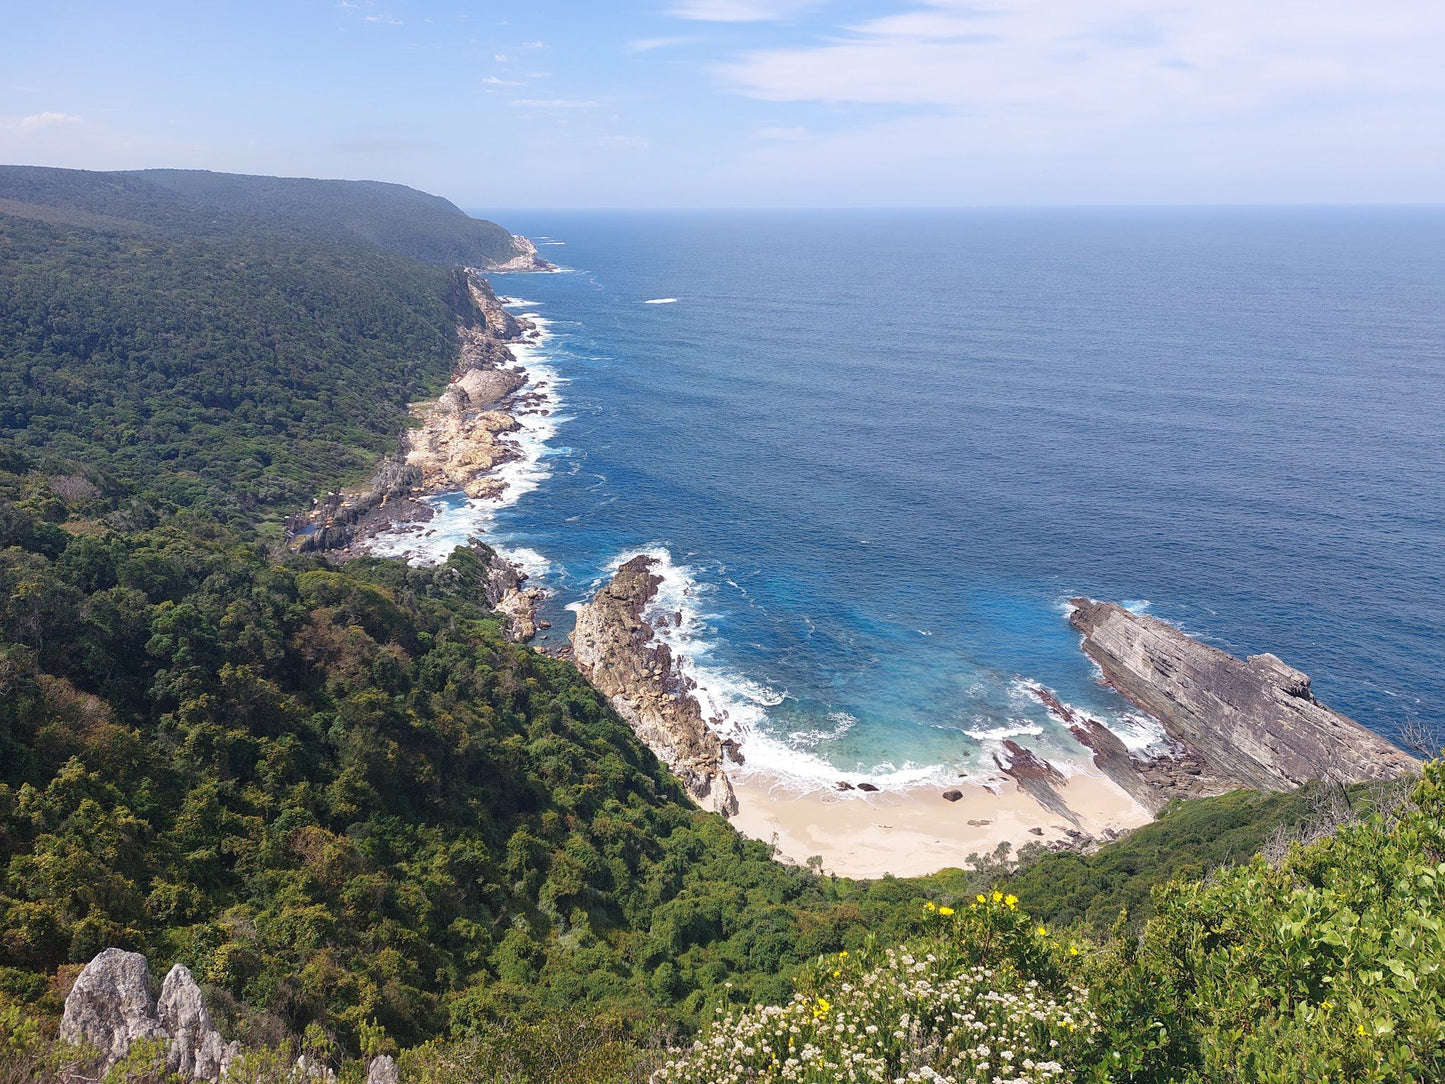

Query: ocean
[375,208,1445,789]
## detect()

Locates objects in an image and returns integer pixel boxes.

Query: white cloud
[510,98,600,108]
[19,112,83,130]
[703,0,1445,202]
[362,14,402,25]
[721,1,1445,115]
[519,40,546,49]
[626,36,695,54]
[483,76,524,86]
[669,0,820,22]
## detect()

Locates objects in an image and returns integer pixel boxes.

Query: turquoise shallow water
[378,209,1445,787]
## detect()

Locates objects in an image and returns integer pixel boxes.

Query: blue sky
[3,1,1443,208]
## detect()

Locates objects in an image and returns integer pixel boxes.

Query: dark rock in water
[941,789,963,802]
[722,738,746,765]
[857,782,880,792]
[835,781,855,791]
[1068,598,1418,800]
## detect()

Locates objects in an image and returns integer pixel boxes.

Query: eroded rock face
[60,950,239,1081]
[367,1054,401,1084]
[1068,598,1418,797]
[158,964,240,1081]
[60,948,167,1073]
[571,556,738,816]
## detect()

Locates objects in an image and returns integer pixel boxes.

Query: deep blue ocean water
[403,209,1445,786]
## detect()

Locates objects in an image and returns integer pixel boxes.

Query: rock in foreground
[60,949,238,1080]
[1069,598,1418,797]
[571,556,738,816]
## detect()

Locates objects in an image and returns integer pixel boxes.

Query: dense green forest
[0,214,470,526]
[0,166,524,268]
[0,175,1436,1082]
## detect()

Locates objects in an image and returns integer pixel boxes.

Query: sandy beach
[728,771,1152,879]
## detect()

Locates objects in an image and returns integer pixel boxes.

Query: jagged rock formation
[1068,599,1418,800]
[60,949,167,1072]
[367,1054,401,1084]
[158,964,240,1081]
[60,949,237,1080]
[571,556,739,816]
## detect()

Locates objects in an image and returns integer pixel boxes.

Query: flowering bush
[660,895,1094,1084]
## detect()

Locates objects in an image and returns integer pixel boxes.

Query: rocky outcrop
[367,1054,401,1084]
[1068,599,1418,799]
[60,950,237,1081]
[60,949,167,1072]
[481,233,555,274]
[482,547,545,643]
[571,556,738,816]
[994,740,1079,826]
[158,964,240,1081]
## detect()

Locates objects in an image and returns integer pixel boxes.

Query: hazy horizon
[5,1,1443,210]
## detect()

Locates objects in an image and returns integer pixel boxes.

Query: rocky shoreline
[1061,598,1419,804]
[570,556,740,816]
[285,272,548,642]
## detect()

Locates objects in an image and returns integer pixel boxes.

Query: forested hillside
[0,214,471,525]
[0,166,524,268]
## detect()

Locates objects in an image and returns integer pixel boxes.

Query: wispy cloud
[483,75,524,86]
[510,98,600,109]
[714,0,1445,203]
[362,14,403,25]
[19,112,83,130]
[626,36,695,54]
[668,0,821,22]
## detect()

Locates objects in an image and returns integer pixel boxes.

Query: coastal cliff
[286,274,545,640]
[571,556,739,816]
[1067,598,1418,801]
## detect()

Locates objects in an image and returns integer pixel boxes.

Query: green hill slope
[0,165,526,268]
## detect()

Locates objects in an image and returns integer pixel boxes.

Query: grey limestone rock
[158,964,240,1081]
[367,1054,401,1084]
[60,948,167,1073]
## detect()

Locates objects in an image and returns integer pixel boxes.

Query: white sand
[729,771,1151,880]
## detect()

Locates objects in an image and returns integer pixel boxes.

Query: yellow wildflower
[1005,894,1018,909]
[939,906,955,916]
[839,950,848,957]
[976,894,987,904]
[1036,926,1047,937]
[992,890,1003,902]
[1357,1023,1366,1037]
[1069,944,1080,956]
[924,901,936,912]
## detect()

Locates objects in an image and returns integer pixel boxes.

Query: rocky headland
[571,556,740,817]
[1062,598,1419,805]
